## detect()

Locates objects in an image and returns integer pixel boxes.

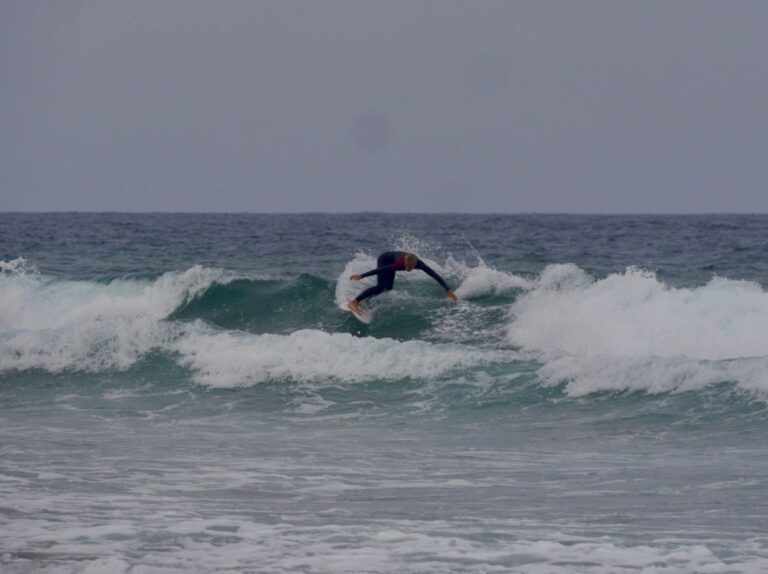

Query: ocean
[2,213,768,573]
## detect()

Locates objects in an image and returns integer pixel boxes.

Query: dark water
[2,213,768,573]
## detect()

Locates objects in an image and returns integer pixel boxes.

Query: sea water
[2,213,768,573]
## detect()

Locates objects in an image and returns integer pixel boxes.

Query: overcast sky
[1,1,767,213]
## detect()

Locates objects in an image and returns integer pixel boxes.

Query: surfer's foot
[347,300,361,314]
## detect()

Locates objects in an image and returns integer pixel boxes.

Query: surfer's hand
[350,274,362,281]
[446,290,458,302]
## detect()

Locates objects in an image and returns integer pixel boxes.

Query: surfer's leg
[354,270,395,303]
[355,284,385,303]
[381,270,395,291]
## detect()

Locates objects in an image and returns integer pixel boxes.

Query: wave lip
[0,264,232,373]
[508,264,768,396]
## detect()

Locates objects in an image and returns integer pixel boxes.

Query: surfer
[347,251,457,315]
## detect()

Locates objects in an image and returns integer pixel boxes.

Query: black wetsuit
[354,251,450,303]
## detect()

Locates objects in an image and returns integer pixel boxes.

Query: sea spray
[508,264,768,396]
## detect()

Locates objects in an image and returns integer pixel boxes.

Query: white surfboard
[344,302,373,325]
[335,254,377,325]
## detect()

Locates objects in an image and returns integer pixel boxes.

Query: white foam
[0,257,36,275]
[508,264,768,396]
[450,256,532,298]
[537,354,768,397]
[8,519,768,574]
[0,264,230,373]
[174,326,507,388]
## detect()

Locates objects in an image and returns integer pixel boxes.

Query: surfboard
[344,303,373,325]
[335,255,377,325]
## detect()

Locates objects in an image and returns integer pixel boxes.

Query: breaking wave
[4,256,768,400]
[509,264,768,396]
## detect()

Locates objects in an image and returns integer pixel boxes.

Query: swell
[5,258,768,408]
[170,274,341,333]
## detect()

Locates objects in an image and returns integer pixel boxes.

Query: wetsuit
[354,251,450,303]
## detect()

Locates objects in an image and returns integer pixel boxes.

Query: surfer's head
[404,253,418,271]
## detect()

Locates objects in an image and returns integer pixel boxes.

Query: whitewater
[2,213,768,573]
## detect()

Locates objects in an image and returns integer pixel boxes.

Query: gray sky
[1,0,767,213]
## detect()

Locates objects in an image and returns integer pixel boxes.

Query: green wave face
[170,275,343,333]
[169,273,502,340]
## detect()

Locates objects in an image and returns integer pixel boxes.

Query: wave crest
[509,265,768,396]
[0,265,230,372]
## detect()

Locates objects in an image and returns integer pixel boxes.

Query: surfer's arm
[358,264,395,279]
[416,261,450,291]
